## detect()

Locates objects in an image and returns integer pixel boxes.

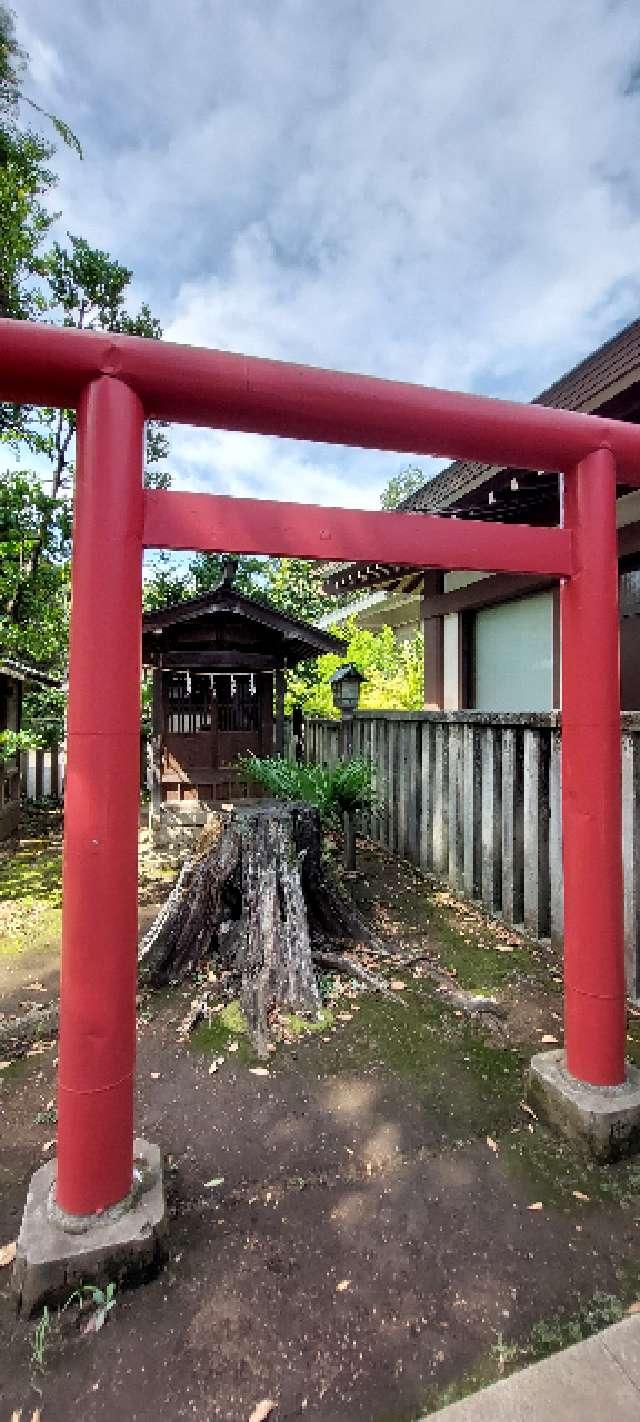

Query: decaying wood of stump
[139,800,388,1054]
[0,1002,59,1056]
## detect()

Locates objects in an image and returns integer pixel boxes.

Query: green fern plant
[238,754,376,825]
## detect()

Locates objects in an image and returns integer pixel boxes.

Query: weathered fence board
[481,727,501,913]
[419,721,434,872]
[623,732,640,999]
[549,729,563,947]
[433,722,449,876]
[523,729,550,940]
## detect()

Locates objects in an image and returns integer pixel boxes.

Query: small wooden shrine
[142,563,343,812]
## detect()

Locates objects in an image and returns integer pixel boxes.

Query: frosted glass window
[474,592,553,712]
[443,614,459,709]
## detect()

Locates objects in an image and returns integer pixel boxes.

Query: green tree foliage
[380,464,425,509]
[0,4,80,154]
[1,236,170,633]
[142,553,271,612]
[0,25,168,738]
[286,616,424,716]
[0,471,69,664]
[0,8,56,322]
[191,553,271,600]
[0,124,55,320]
[264,558,332,623]
[0,6,79,323]
[143,551,340,623]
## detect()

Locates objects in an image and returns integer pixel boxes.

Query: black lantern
[330,663,365,715]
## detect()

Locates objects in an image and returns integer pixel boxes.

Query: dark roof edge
[400,314,640,514]
[142,586,345,652]
[0,657,60,686]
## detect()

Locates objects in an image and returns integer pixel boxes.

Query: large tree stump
[139,800,383,1054]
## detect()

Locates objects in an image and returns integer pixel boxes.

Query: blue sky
[13,0,640,510]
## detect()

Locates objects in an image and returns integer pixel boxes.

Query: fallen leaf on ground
[572,1190,590,1202]
[248,1401,275,1422]
[249,1067,270,1076]
[0,1240,17,1266]
[527,1201,544,1211]
[486,1136,499,1154]
[82,1310,108,1335]
[203,1177,224,1188]
[336,1279,351,1292]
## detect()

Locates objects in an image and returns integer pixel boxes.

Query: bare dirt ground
[2,817,640,1421]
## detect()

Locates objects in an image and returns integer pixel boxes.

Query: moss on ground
[424,895,542,992]
[0,844,62,957]
[190,1000,335,1064]
[0,844,62,906]
[503,1120,640,1211]
[0,831,176,958]
[422,1288,637,1415]
[282,1006,334,1037]
[190,1000,255,1063]
[352,844,556,995]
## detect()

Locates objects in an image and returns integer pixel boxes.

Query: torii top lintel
[2,316,640,577]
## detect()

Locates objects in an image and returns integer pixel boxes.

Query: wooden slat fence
[19,744,65,800]
[301,711,640,1000]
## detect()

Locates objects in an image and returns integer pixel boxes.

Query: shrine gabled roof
[142,585,345,666]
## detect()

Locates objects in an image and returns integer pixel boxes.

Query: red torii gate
[1,319,634,1216]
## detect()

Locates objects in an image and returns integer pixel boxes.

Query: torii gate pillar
[528,446,640,1157]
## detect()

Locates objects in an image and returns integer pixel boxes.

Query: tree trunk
[139,800,385,1054]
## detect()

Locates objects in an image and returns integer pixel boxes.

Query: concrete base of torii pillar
[12,1139,166,1316]
[528,1051,640,1163]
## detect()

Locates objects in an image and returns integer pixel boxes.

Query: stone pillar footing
[528,1050,640,1162]
[12,1138,167,1315]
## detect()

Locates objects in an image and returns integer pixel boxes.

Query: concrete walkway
[424,1314,640,1420]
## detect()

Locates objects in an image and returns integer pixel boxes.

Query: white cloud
[166,423,414,509]
[13,0,640,505]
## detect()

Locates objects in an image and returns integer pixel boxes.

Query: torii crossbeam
[1,319,636,1217]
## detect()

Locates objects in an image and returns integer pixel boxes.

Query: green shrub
[239,754,376,825]
[0,727,44,761]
